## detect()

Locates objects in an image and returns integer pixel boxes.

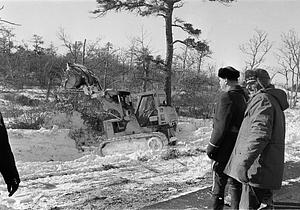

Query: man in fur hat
[207,66,248,209]
[224,68,289,209]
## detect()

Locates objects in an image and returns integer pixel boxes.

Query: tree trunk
[46,78,52,102]
[74,41,77,63]
[164,4,174,106]
[182,45,188,71]
[197,56,202,74]
[285,71,290,101]
[82,39,86,65]
[295,68,299,107]
[295,50,300,107]
[291,70,295,108]
[143,68,149,92]
[5,55,13,80]
[104,59,108,90]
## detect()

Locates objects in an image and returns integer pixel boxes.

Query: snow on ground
[0,109,299,209]
[8,128,82,162]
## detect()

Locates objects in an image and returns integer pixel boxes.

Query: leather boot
[212,195,224,210]
[230,187,242,209]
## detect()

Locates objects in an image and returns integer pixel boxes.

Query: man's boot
[230,187,242,209]
[212,195,224,210]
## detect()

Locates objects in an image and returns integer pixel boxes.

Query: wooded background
[1,0,300,122]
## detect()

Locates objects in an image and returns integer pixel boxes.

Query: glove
[236,165,249,183]
[7,177,20,197]
[206,144,218,160]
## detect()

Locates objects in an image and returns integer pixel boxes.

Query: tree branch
[0,6,21,26]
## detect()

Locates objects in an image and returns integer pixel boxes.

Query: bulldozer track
[98,132,169,156]
[105,132,168,144]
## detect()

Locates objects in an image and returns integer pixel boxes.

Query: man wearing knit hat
[224,68,289,209]
[207,66,248,209]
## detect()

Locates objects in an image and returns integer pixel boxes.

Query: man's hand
[206,144,218,160]
[236,165,249,183]
[7,177,20,197]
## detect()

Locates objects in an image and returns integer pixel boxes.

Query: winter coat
[224,87,289,190]
[209,85,247,168]
[0,112,19,185]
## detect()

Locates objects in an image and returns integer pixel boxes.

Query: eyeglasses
[246,80,257,92]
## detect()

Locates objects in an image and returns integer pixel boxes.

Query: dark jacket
[224,87,289,189]
[209,85,247,165]
[0,112,19,185]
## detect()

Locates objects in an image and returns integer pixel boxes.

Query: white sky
[1,0,300,83]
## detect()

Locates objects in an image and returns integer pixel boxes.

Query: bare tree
[276,56,290,90]
[31,34,44,55]
[179,45,189,71]
[82,39,86,65]
[103,42,113,90]
[277,29,300,108]
[191,40,212,74]
[174,40,211,77]
[128,29,158,91]
[173,45,195,81]
[57,28,83,63]
[0,6,21,26]
[84,38,102,62]
[0,25,15,80]
[240,29,273,70]
[117,48,131,88]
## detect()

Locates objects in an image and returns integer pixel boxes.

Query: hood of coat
[261,88,289,111]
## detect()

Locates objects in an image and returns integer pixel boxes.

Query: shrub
[68,128,103,151]
[7,109,47,129]
[173,71,219,118]
[160,148,180,160]
[2,93,40,107]
[14,94,40,106]
[160,147,205,160]
[1,105,24,119]
[2,93,15,102]
[137,155,151,162]
[54,91,105,132]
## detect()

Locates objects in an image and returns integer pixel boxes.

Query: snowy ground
[0,108,300,209]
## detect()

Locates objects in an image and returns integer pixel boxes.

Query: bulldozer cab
[136,93,158,127]
[135,91,177,129]
[102,89,134,119]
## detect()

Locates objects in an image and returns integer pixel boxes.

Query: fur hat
[218,66,240,80]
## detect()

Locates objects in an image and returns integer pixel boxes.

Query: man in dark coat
[206,66,248,210]
[224,68,289,209]
[0,112,20,197]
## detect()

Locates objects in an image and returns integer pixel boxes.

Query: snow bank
[8,128,83,162]
[283,108,300,162]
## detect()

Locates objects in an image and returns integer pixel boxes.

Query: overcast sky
[1,0,300,83]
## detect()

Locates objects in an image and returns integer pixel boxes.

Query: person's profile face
[219,78,227,91]
[246,80,258,96]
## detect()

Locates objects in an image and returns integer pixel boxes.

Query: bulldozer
[61,63,178,156]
